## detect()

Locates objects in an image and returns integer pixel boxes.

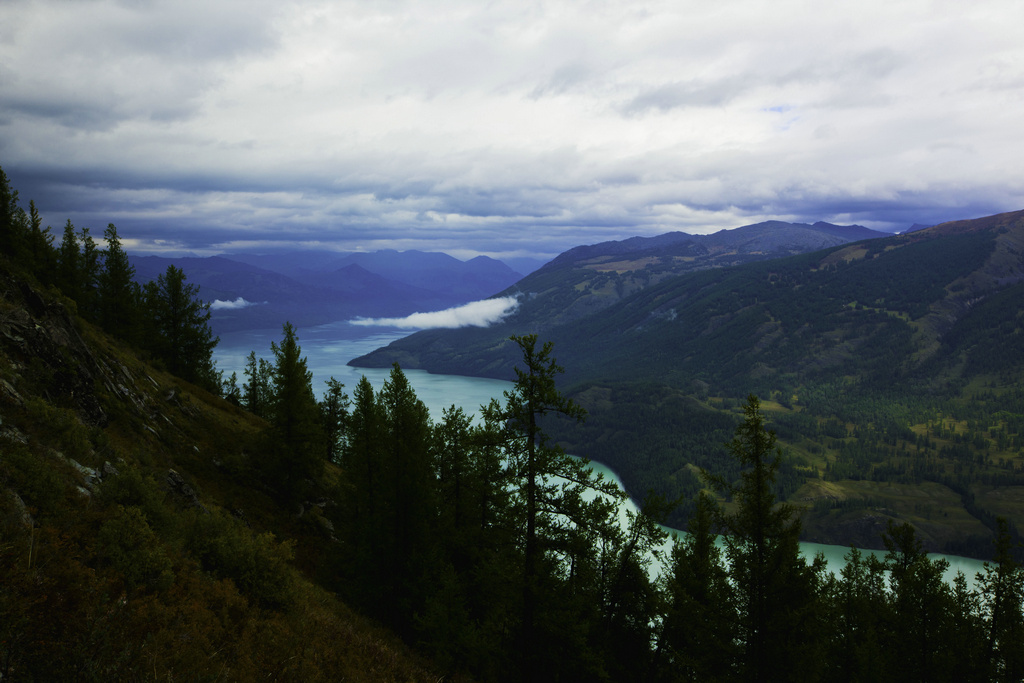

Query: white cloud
[2,0,1023,254]
[351,296,519,329]
[210,297,258,310]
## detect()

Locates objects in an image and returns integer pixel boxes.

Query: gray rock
[165,469,209,513]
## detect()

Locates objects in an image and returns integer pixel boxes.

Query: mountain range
[350,219,893,375]
[351,212,1024,555]
[130,249,525,334]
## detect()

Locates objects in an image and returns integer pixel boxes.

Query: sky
[2,0,1023,263]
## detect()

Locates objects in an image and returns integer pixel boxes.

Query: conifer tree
[264,322,323,497]
[340,375,387,604]
[881,520,956,682]
[0,166,25,258]
[979,518,1024,681]
[483,334,624,681]
[319,377,349,464]
[709,394,822,682]
[222,371,242,405]
[143,265,218,390]
[658,491,738,682]
[378,364,436,634]
[242,351,273,418]
[78,226,100,319]
[26,200,55,283]
[57,220,80,300]
[98,223,137,340]
[820,546,890,682]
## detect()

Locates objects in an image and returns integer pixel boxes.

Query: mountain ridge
[131,248,524,333]
[350,210,1024,554]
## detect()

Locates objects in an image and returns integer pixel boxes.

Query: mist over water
[215,320,988,585]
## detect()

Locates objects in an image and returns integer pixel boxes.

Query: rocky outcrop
[0,266,161,430]
[165,468,209,514]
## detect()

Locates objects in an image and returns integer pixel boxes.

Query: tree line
[0,166,219,392]
[237,322,1023,682]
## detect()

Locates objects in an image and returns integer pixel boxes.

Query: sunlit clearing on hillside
[351,296,519,329]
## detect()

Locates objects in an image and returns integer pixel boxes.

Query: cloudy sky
[1,0,1022,262]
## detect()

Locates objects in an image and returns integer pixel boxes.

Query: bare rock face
[0,281,108,426]
[0,267,159,429]
[165,469,209,514]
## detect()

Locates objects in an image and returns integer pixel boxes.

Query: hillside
[0,262,439,680]
[352,211,1024,555]
[352,219,890,375]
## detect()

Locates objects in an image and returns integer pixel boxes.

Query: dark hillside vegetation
[0,167,441,681]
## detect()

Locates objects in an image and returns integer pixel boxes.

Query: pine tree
[881,521,956,682]
[709,394,822,682]
[658,491,738,682]
[57,220,80,300]
[242,351,273,418]
[319,377,349,464]
[978,518,1024,680]
[820,546,890,682]
[483,333,624,680]
[26,200,55,284]
[98,223,137,340]
[143,265,219,390]
[339,376,387,605]
[78,226,100,319]
[264,322,323,497]
[222,371,242,405]
[378,364,436,634]
[0,166,24,258]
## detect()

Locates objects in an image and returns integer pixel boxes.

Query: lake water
[215,320,512,419]
[215,321,990,585]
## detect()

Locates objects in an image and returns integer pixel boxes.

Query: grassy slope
[0,262,441,681]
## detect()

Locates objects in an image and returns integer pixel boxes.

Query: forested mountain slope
[0,262,439,680]
[354,211,1024,555]
[352,219,889,375]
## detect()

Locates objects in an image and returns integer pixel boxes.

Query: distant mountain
[327,250,522,303]
[499,255,548,276]
[352,219,891,372]
[222,249,522,303]
[350,211,1024,554]
[131,248,524,333]
[543,220,885,270]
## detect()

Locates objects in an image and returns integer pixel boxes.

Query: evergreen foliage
[0,167,220,393]
[242,350,273,418]
[708,395,822,681]
[261,322,325,499]
[141,264,219,391]
[97,223,137,340]
[319,377,349,464]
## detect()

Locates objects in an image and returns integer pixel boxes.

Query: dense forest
[2,166,1024,681]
